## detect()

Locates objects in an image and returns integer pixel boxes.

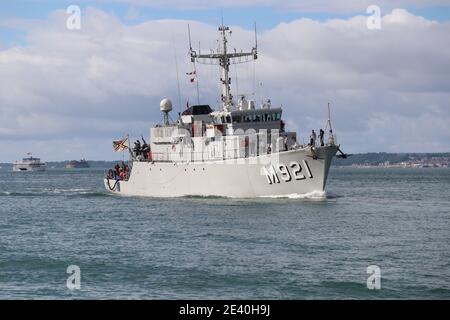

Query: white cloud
[94,0,450,13]
[0,8,449,161]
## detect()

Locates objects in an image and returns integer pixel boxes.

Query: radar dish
[160,98,173,113]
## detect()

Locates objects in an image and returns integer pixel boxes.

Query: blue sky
[2,1,450,28]
[1,1,450,161]
[1,1,341,33]
[1,1,450,48]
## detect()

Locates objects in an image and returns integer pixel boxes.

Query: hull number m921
[262,160,313,184]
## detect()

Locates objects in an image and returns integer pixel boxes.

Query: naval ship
[66,159,90,169]
[105,24,344,198]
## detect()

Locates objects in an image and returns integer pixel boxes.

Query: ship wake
[261,190,327,200]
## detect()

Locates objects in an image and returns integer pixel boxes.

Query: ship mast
[189,23,258,112]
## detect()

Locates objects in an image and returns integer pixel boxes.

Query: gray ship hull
[104,146,338,198]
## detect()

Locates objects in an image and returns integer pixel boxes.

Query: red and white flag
[112,135,129,152]
[186,70,196,83]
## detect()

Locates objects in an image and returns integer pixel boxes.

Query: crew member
[319,129,325,147]
[133,140,141,158]
[310,130,317,146]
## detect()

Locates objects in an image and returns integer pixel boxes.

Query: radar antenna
[189,22,258,111]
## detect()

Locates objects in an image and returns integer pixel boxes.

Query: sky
[1,1,450,161]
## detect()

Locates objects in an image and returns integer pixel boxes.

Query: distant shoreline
[1,152,449,169]
[332,152,450,168]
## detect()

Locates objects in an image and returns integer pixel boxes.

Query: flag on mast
[113,135,129,152]
[186,70,196,83]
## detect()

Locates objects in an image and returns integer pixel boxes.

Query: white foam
[261,190,327,200]
[48,188,89,194]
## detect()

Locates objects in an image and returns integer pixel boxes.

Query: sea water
[0,167,449,299]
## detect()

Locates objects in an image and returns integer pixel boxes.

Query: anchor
[336,148,351,159]
[106,178,120,192]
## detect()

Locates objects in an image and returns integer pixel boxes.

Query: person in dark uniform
[141,137,150,160]
[319,129,325,146]
[309,130,316,146]
[114,164,120,179]
[133,140,141,158]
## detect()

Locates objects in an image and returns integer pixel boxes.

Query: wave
[261,190,327,200]
[1,188,337,200]
[181,194,229,199]
[154,191,328,200]
[324,191,341,199]
[46,188,89,194]
[0,188,109,197]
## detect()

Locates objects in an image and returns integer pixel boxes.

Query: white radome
[160,98,173,113]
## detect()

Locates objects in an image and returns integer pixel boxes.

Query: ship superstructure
[13,154,46,172]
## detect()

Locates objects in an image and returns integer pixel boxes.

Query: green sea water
[0,167,449,299]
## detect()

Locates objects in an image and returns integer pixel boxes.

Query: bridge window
[232,115,242,123]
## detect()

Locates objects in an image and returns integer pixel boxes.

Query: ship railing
[145,137,338,164]
[301,133,337,147]
[104,164,131,181]
[151,152,245,163]
[104,171,131,182]
[150,146,296,163]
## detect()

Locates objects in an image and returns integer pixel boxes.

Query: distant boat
[13,154,46,172]
[65,159,90,169]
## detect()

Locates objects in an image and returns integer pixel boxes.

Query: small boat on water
[13,154,46,172]
[65,159,90,169]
